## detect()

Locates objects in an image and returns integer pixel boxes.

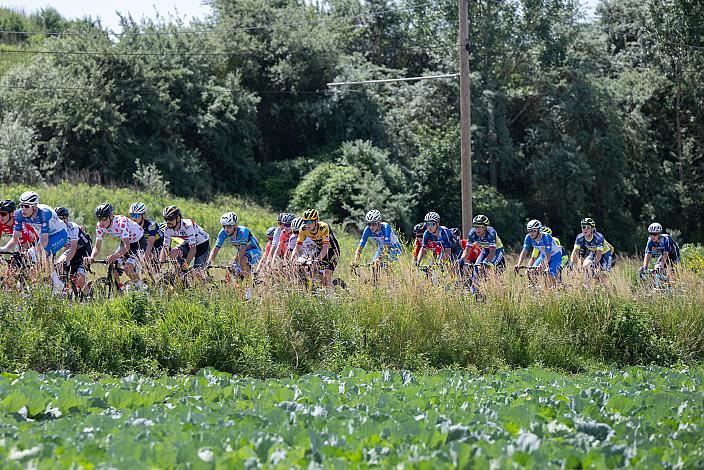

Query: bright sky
[0,0,212,33]
[1,0,601,34]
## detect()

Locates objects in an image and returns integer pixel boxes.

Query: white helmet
[19,191,39,205]
[526,219,542,231]
[129,202,147,214]
[648,222,663,234]
[220,212,238,226]
[365,210,382,224]
[424,211,440,223]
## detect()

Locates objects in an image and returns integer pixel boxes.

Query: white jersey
[271,227,283,248]
[66,221,80,242]
[289,233,316,255]
[95,215,144,243]
[164,218,209,247]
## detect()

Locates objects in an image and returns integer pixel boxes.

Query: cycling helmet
[281,213,296,224]
[276,213,286,223]
[220,212,238,226]
[581,217,596,228]
[450,227,461,239]
[365,210,382,224]
[541,226,552,235]
[266,226,276,239]
[130,202,147,215]
[0,200,16,213]
[413,223,426,235]
[162,205,181,220]
[648,222,663,234]
[291,217,305,232]
[95,203,114,219]
[424,211,440,223]
[54,207,69,218]
[473,214,489,226]
[302,208,319,221]
[526,219,542,231]
[19,191,39,205]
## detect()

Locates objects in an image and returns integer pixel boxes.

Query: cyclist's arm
[184,244,197,266]
[62,239,78,263]
[207,245,220,265]
[487,246,496,260]
[416,247,427,265]
[593,249,603,265]
[144,235,156,259]
[87,239,102,263]
[354,245,363,263]
[569,245,580,264]
[515,248,529,268]
[318,241,330,262]
[237,244,247,266]
[1,231,21,252]
[107,238,129,263]
[642,252,652,269]
[441,247,451,261]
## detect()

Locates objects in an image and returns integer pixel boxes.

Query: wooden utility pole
[458,0,473,235]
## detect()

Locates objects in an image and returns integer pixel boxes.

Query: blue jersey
[216,226,261,253]
[359,222,399,248]
[645,234,679,260]
[467,226,503,249]
[574,231,613,254]
[523,232,561,256]
[421,226,453,249]
[13,204,66,236]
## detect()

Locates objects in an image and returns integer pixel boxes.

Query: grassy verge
[0,262,702,376]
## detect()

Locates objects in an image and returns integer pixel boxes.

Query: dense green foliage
[0,0,703,249]
[0,366,702,467]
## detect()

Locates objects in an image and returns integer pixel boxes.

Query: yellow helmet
[303,208,319,221]
[541,226,552,235]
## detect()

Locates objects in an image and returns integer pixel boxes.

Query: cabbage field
[0,366,702,467]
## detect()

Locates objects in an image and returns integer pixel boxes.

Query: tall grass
[0,256,702,377]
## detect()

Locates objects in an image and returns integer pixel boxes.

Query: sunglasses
[368,222,380,226]
[304,219,315,224]
[130,213,142,218]
[164,217,177,222]
[20,204,33,209]
[426,222,437,227]
[649,232,659,236]
[473,224,486,228]
[581,225,591,229]
[282,223,291,228]
[59,216,68,221]
[98,216,109,222]
[223,224,234,229]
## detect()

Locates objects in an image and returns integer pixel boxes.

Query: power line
[0,84,334,95]
[0,1,440,38]
[327,73,458,87]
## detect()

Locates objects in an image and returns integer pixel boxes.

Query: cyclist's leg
[532,253,545,268]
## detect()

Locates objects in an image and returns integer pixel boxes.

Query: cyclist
[515,219,563,288]
[0,199,38,249]
[449,228,465,262]
[640,222,680,276]
[415,212,453,266]
[128,202,164,263]
[262,226,277,260]
[54,207,92,294]
[353,210,402,266]
[264,213,295,267]
[288,216,316,260]
[1,191,68,293]
[291,208,340,288]
[412,223,426,259]
[462,214,504,268]
[160,205,211,275]
[85,203,145,290]
[569,218,615,273]
[530,226,568,267]
[207,212,262,277]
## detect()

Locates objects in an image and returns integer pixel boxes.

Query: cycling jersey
[574,231,613,255]
[523,232,562,276]
[421,226,453,250]
[645,234,680,261]
[358,222,400,248]
[136,218,164,240]
[291,234,317,256]
[1,219,38,245]
[215,226,261,253]
[13,204,66,236]
[460,240,482,263]
[164,218,209,247]
[532,236,563,259]
[466,226,503,249]
[64,221,92,253]
[95,215,144,243]
[277,231,291,257]
[297,221,338,252]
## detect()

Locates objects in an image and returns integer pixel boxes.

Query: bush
[0,113,43,185]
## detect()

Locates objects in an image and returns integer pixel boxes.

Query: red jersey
[276,231,290,257]
[1,220,39,245]
[461,240,482,263]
